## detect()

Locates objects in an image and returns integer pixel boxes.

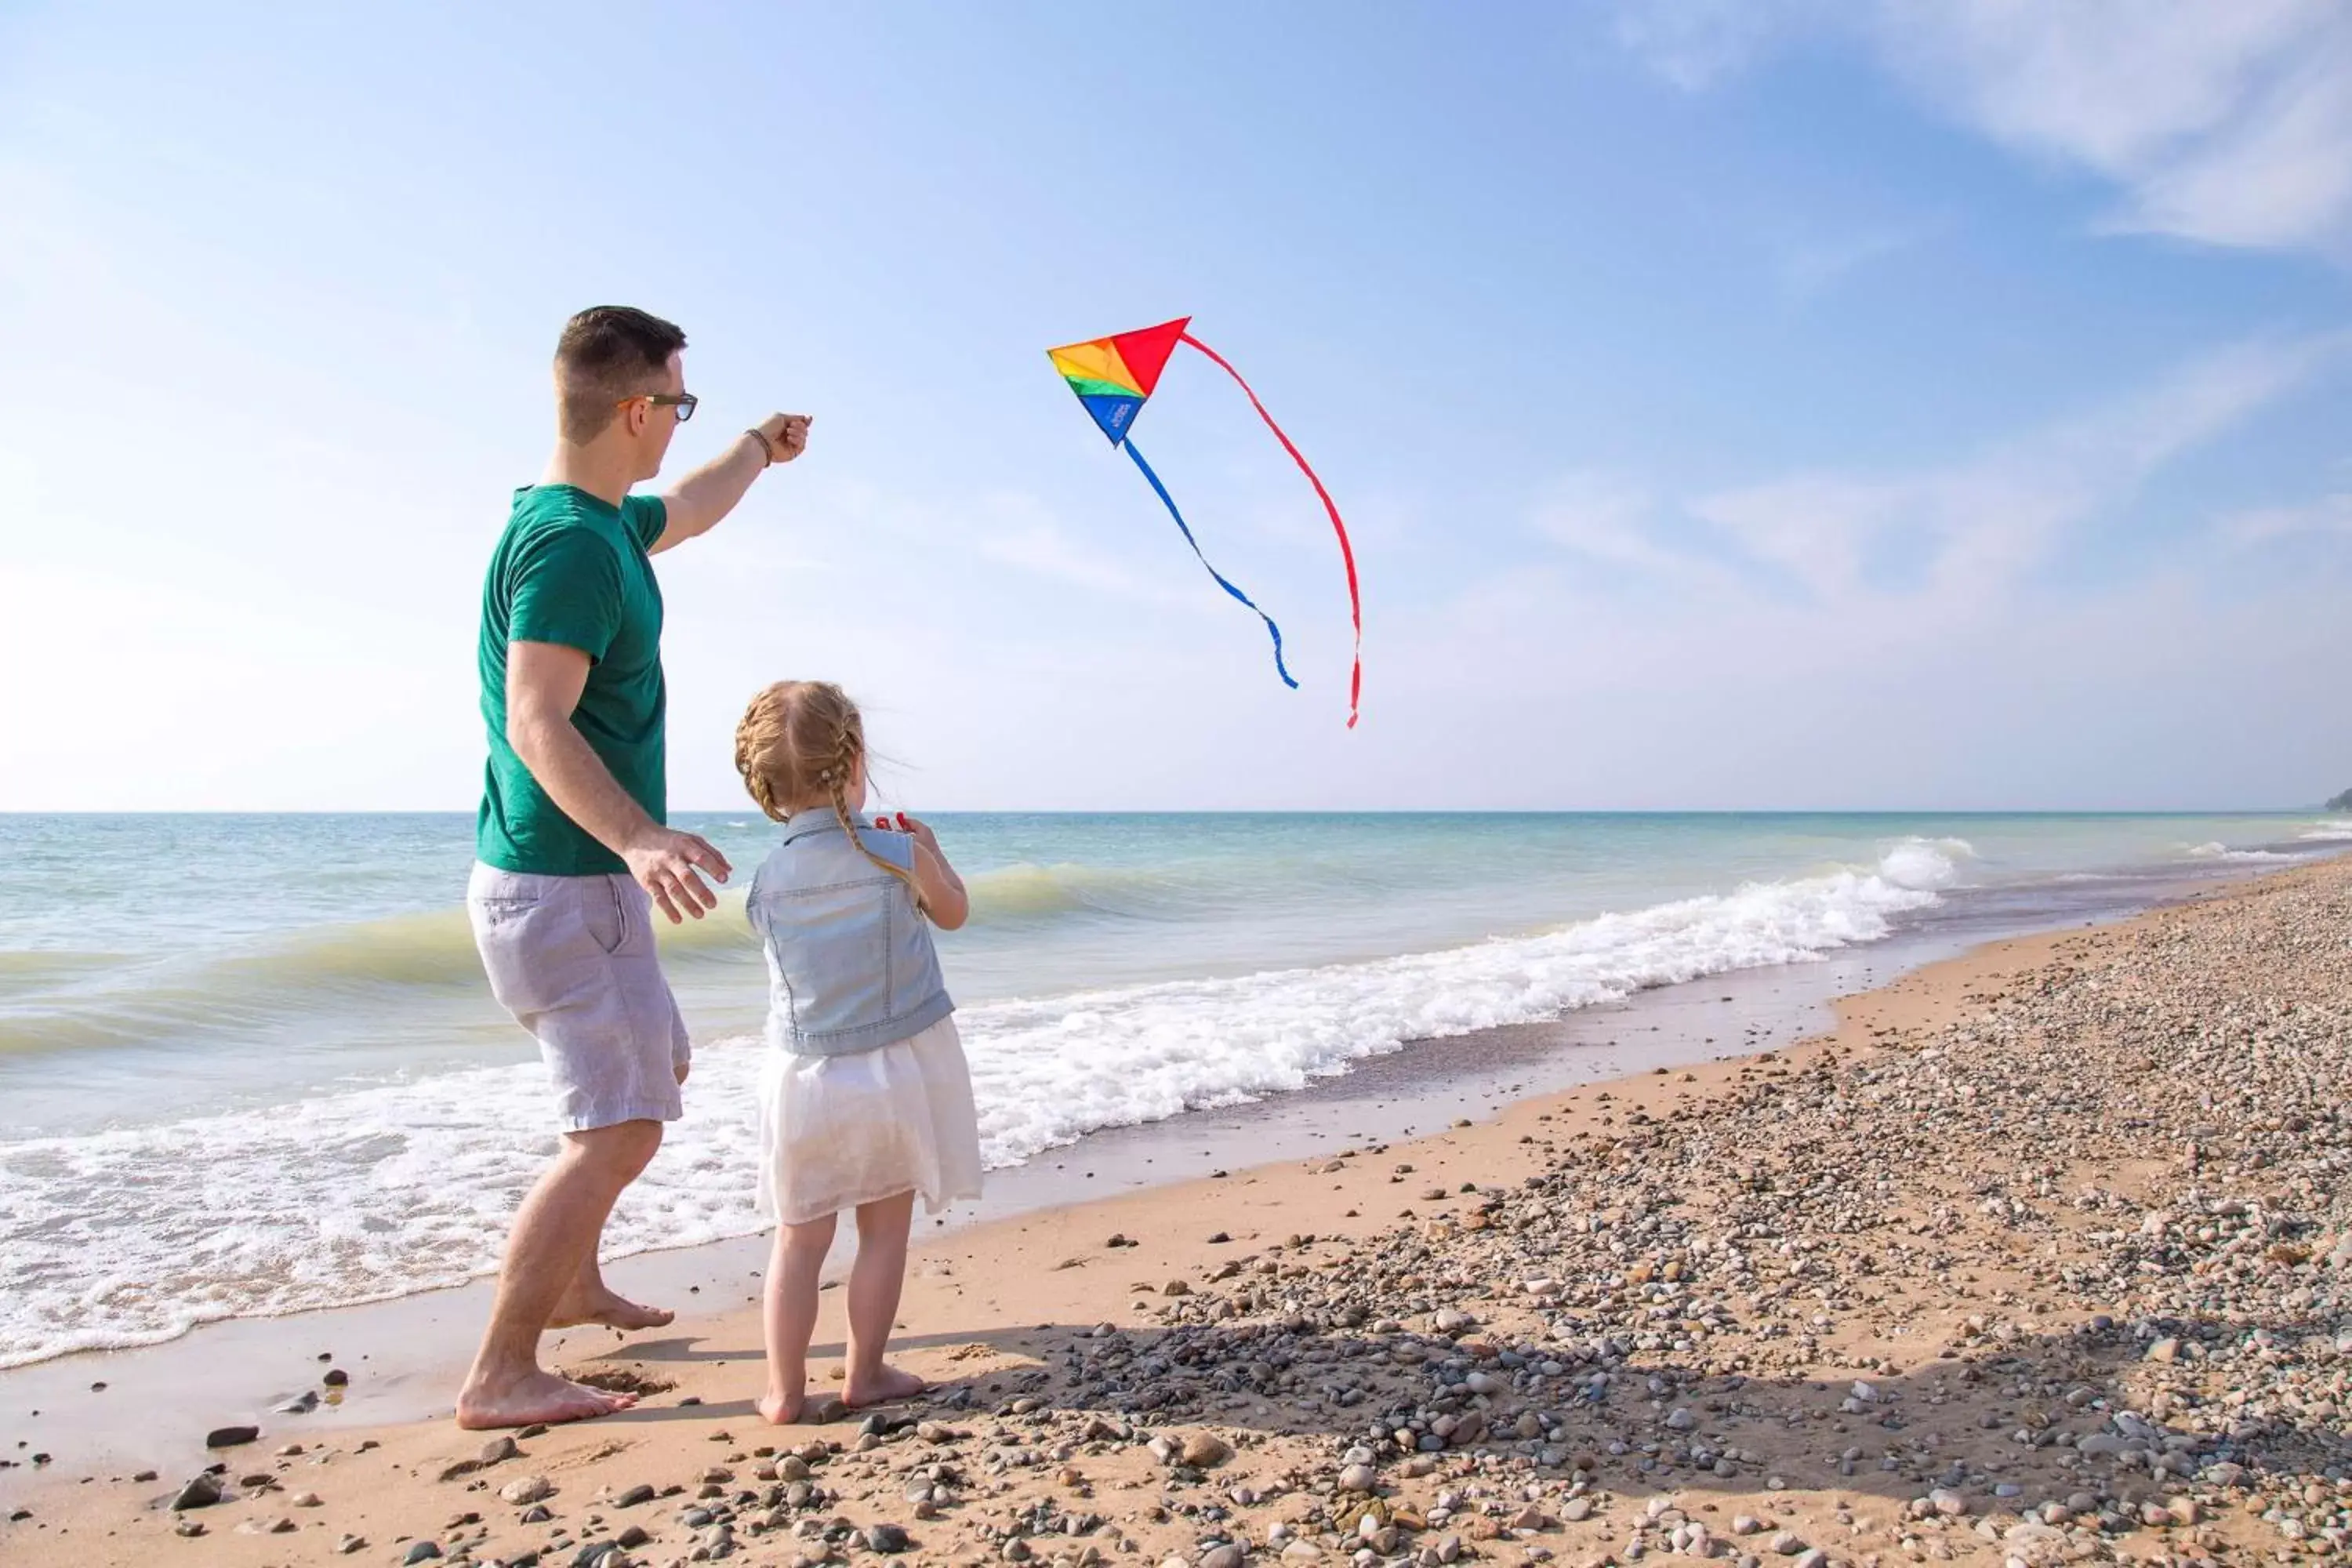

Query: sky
[3,1,2350,812]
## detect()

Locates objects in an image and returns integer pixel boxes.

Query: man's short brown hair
[554,306,688,444]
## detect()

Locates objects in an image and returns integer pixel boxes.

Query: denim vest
[747,808,953,1056]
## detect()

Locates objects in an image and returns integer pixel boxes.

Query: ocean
[2,809,2346,1370]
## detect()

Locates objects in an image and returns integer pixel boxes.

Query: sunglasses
[620,392,698,423]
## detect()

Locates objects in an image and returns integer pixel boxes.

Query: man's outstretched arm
[648,413,810,555]
[506,640,732,920]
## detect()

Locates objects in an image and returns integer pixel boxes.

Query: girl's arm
[899,816,969,931]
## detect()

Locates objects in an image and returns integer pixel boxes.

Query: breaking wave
[0,846,1951,1368]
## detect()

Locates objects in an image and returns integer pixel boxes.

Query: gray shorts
[467,863,691,1131]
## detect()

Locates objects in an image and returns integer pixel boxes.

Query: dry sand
[5,862,2349,1567]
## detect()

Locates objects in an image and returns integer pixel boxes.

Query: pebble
[613,1483,656,1508]
[500,1475,554,1505]
[204,1424,260,1449]
[864,1523,911,1553]
[171,1474,225,1511]
[405,1542,444,1564]
[1179,1432,1234,1468]
[1338,1463,1378,1492]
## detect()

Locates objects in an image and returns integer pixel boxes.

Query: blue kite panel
[1080,392,1143,445]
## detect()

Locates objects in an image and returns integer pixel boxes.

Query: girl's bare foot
[456,1368,637,1429]
[548,1283,674,1332]
[757,1390,804,1425]
[844,1363,927,1407]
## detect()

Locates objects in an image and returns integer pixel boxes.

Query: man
[459,305,809,1429]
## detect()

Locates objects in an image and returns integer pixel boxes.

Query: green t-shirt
[475,485,670,875]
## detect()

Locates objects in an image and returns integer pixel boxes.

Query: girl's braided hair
[733,681,913,891]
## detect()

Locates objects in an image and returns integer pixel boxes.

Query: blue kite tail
[1123,438,1300,690]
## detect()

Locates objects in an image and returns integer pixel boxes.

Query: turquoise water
[0,808,2343,1367]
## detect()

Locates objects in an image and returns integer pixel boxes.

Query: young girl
[733,681,981,1421]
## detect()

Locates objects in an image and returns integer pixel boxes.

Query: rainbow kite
[1047,317,1363,728]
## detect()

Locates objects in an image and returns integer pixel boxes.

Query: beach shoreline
[6,857,2348,1563]
[6,814,2336,1379]
[0,847,2263,1485]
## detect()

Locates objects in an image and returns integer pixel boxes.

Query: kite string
[1178,332,1362,728]
[1123,439,1299,691]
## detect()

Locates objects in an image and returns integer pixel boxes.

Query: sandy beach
[6,858,2349,1567]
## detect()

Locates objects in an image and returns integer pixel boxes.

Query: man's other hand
[623,826,732,923]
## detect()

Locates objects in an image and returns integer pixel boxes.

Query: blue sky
[4,2,2350,811]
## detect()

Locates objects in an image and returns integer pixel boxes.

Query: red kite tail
[1178,332,1363,728]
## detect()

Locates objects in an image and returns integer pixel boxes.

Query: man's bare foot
[456,1369,638,1430]
[547,1283,674,1332]
[844,1363,927,1407]
[757,1390,805,1425]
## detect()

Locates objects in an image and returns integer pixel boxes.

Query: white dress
[755,1014,985,1227]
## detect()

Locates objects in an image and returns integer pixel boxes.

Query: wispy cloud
[967,495,1206,609]
[1611,0,1790,92]
[1616,1,2352,259]
[1548,332,2350,608]
[978,521,1148,597]
[1768,212,1949,299]
[1530,472,1681,572]
[2220,491,2352,548]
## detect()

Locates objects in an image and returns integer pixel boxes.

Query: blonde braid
[820,709,917,892]
[734,684,794,822]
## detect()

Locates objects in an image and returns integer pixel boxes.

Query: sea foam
[0,840,1957,1369]
[2187,841,2292,862]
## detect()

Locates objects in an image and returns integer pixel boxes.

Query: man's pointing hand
[757,413,811,464]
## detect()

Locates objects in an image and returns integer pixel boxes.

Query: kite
[1047,317,1363,728]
